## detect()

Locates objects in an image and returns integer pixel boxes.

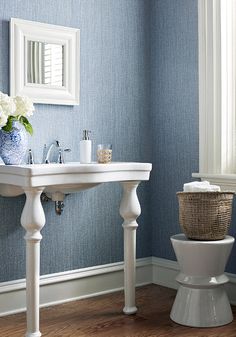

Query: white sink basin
[44,183,100,194]
[0,162,152,197]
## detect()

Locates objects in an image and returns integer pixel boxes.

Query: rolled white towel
[207,185,221,192]
[190,185,211,192]
[183,181,221,192]
[184,181,210,192]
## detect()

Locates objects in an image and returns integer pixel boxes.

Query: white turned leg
[21,188,45,337]
[120,181,141,315]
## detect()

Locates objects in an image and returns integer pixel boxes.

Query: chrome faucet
[43,140,60,164]
[43,141,71,164]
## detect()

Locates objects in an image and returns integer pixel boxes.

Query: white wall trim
[192,172,236,192]
[0,259,149,294]
[198,0,222,174]
[198,0,236,175]
[152,257,179,290]
[2,256,236,317]
[0,257,152,317]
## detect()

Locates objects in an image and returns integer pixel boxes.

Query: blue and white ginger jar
[0,122,28,165]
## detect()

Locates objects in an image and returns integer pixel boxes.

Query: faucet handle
[57,148,71,164]
[57,149,64,164]
[27,149,34,165]
[42,144,47,164]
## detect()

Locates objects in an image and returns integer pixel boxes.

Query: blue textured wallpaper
[1,0,236,283]
[150,0,236,274]
[150,0,199,260]
[0,0,151,282]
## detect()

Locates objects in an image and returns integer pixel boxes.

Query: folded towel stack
[183,181,221,192]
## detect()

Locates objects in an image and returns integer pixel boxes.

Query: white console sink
[0,161,152,337]
[0,162,151,196]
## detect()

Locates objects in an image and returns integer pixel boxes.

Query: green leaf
[19,116,28,124]
[18,116,33,136]
[24,122,33,135]
[19,116,33,136]
[2,115,33,135]
[2,116,17,132]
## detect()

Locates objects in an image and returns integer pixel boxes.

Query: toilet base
[170,234,235,328]
[170,285,233,327]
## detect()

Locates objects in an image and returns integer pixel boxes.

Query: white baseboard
[0,257,152,317]
[1,256,236,317]
[152,257,179,290]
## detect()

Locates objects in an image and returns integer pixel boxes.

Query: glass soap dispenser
[80,130,92,163]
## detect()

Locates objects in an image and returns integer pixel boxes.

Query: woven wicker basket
[177,192,234,240]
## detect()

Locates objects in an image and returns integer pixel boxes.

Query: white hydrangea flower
[14,96,35,117]
[0,91,16,116]
[0,106,8,128]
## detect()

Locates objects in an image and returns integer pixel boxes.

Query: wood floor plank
[0,285,236,336]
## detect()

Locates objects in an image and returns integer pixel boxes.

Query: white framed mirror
[10,18,80,105]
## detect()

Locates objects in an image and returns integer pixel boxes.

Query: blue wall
[150,0,236,275]
[150,0,199,259]
[1,0,236,283]
[0,0,151,282]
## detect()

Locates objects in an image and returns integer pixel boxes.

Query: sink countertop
[0,162,152,190]
[0,162,152,176]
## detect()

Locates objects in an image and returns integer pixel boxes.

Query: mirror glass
[27,41,64,87]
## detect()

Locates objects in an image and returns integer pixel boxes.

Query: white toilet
[170,234,234,327]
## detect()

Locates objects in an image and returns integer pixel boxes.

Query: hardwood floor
[0,284,236,336]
